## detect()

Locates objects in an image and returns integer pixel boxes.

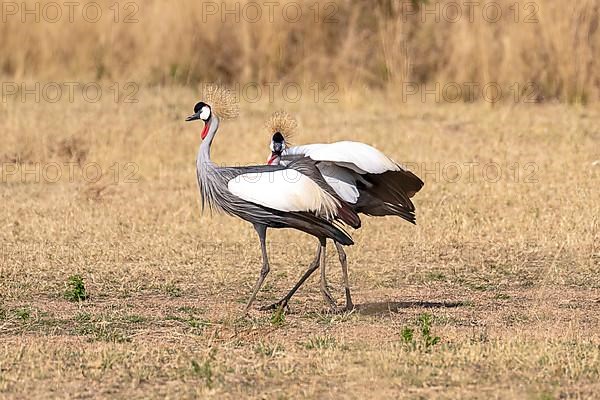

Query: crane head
[186,102,211,122]
[265,110,296,165]
[267,132,286,165]
[271,132,286,153]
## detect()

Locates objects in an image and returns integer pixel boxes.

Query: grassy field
[0,88,599,399]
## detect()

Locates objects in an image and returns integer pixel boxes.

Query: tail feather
[367,170,424,211]
[392,167,425,198]
[354,192,417,224]
[353,168,423,223]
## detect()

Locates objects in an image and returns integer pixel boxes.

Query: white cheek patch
[200,106,211,120]
[269,141,275,151]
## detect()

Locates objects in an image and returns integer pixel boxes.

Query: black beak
[185,112,201,122]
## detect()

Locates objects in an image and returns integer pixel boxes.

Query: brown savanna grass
[1,87,599,398]
[1,0,599,102]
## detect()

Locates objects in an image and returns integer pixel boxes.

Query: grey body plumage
[265,112,425,311]
[188,102,357,312]
[196,115,355,244]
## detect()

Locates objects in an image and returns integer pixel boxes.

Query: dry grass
[0,89,599,399]
[1,0,599,102]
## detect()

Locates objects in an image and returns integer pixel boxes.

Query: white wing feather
[317,163,360,204]
[227,169,340,219]
[285,141,400,174]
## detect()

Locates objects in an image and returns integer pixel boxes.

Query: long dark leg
[260,242,321,311]
[319,238,337,309]
[244,224,269,313]
[335,241,354,311]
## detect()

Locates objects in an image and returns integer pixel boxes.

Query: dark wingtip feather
[338,202,362,229]
[396,167,424,198]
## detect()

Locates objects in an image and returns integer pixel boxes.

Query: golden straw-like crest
[202,84,239,120]
[265,110,298,141]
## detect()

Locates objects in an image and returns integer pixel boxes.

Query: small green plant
[270,306,286,327]
[14,307,30,321]
[418,313,441,348]
[64,275,88,302]
[401,313,441,352]
[401,326,414,344]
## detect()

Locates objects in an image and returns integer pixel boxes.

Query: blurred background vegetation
[0,0,599,103]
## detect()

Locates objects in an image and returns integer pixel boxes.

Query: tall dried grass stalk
[0,0,598,102]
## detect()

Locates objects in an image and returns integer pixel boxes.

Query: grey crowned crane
[185,86,359,313]
[265,111,424,311]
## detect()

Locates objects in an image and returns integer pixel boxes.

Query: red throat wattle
[201,121,210,140]
[267,154,278,165]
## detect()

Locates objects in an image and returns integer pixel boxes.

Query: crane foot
[259,299,289,312]
[344,301,355,312]
[321,286,337,309]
